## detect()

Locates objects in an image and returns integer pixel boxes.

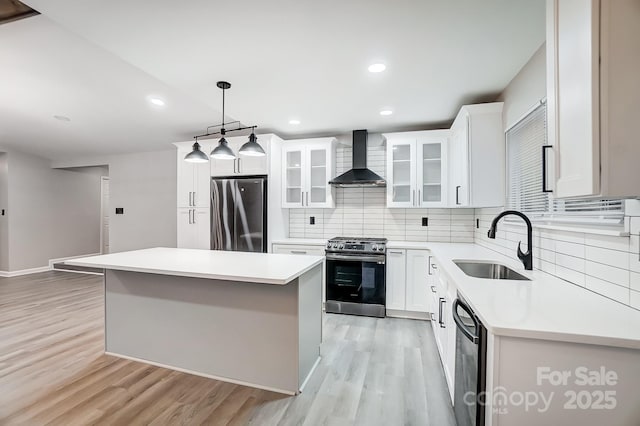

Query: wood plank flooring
[0,271,456,425]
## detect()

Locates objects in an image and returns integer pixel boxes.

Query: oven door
[325,253,386,306]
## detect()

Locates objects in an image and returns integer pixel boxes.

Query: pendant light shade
[210,137,236,160]
[184,142,209,163]
[239,130,265,157]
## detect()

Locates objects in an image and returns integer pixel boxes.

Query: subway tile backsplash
[288,142,475,242]
[475,205,640,311]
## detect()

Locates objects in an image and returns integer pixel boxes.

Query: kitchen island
[66,247,324,395]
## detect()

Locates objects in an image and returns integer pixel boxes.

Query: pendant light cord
[221,86,225,135]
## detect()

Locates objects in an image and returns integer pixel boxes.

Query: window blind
[506,102,625,224]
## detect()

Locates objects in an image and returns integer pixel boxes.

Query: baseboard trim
[105,351,298,396]
[0,266,50,278]
[0,253,103,278]
[386,309,431,321]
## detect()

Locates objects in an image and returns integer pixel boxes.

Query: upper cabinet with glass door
[282,138,336,208]
[385,130,449,208]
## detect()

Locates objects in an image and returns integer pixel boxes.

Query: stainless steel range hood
[329,130,386,187]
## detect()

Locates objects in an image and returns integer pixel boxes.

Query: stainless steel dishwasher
[453,292,487,426]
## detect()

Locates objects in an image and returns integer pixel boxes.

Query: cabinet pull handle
[193,192,196,206]
[389,250,403,254]
[188,209,193,224]
[306,191,310,206]
[290,250,307,254]
[418,189,421,206]
[428,255,433,275]
[301,191,304,206]
[412,189,415,206]
[192,209,196,224]
[542,145,553,193]
[455,186,461,205]
[438,297,445,327]
[431,285,437,293]
[430,312,436,321]
[233,159,237,174]
[238,158,242,173]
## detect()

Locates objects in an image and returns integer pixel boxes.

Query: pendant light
[187,80,261,162]
[210,81,236,160]
[239,127,265,157]
[184,138,209,163]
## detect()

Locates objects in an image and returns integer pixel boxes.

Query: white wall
[5,150,106,271]
[478,41,640,311]
[289,135,475,242]
[497,43,546,129]
[107,150,176,253]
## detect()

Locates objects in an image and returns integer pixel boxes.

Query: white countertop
[425,243,640,350]
[66,247,324,285]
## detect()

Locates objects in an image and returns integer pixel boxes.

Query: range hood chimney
[329,130,386,187]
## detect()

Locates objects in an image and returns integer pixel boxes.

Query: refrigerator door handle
[238,158,241,173]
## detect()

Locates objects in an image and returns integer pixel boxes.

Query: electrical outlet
[309,216,315,225]
[422,217,428,227]
[476,218,480,229]
[115,208,124,215]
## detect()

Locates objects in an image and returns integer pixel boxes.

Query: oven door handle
[325,253,386,264]
[452,298,479,344]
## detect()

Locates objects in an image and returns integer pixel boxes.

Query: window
[506,101,625,225]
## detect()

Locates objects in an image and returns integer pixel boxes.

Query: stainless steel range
[325,237,387,318]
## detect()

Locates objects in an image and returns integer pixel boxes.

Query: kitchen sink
[453,261,531,281]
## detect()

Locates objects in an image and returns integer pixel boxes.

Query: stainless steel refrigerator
[210,177,267,253]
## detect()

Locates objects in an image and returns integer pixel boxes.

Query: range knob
[371,244,378,251]
[331,243,338,248]
[338,244,344,249]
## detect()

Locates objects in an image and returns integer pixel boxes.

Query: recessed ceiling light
[53,115,71,122]
[368,63,386,73]
[149,97,165,107]
[380,110,393,116]
[289,119,301,125]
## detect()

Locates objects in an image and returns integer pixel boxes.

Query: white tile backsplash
[475,207,640,311]
[288,143,475,242]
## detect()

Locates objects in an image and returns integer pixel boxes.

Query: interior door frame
[100,176,110,254]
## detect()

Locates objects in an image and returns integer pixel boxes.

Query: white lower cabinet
[431,262,456,403]
[272,243,326,303]
[271,244,325,256]
[385,250,407,310]
[177,208,210,249]
[385,249,432,318]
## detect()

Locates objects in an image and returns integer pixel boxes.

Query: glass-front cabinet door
[386,138,417,208]
[308,147,329,205]
[281,138,335,209]
[417,139,447,207]
[283,147,304,208]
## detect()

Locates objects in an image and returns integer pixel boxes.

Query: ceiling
[3,0,545,160]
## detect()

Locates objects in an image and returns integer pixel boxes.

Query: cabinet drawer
[272,244,324,256]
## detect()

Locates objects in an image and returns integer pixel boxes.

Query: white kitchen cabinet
[384,131,449,208]
[431,264,455,402]
[448,102,504,207]
[271,243,325,256]
[386,248,432,319]
[210,134,270,177]
[176,144,211,208]
[546,0,640,198]
[272,242,326,303]
[282,138,336,209]
[385,249,407,311]
[405,250,430,312]
[177,208,210,249]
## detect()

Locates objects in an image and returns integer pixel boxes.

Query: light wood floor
[0,271,456,425]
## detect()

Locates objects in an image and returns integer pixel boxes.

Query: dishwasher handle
[452,298,479,344]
